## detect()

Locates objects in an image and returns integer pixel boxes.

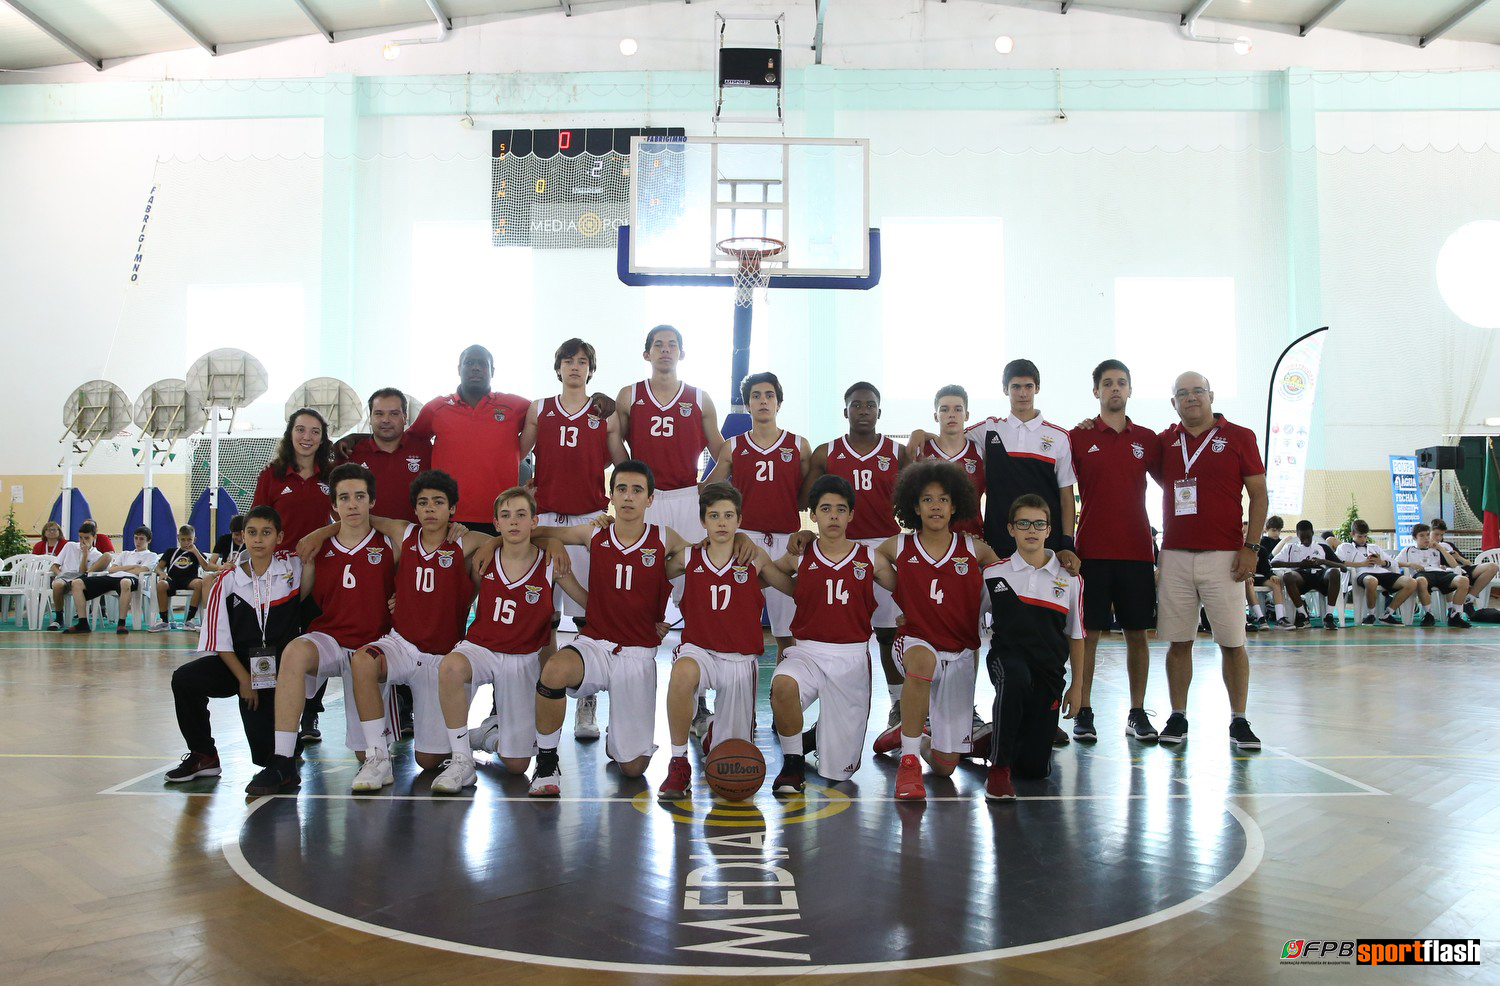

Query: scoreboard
[490,127,686,249]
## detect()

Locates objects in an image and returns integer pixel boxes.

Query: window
[1114,277,1237,399]
[642,285,767,404]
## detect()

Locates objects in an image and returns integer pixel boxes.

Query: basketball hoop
[717,236,785,307]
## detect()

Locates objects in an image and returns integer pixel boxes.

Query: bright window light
[186,282,305,430]
[1114,277,1238,399]
[1437,220,1500,329]
[642,285,766,403]
[411,222,533,396]
[881,218,1005,402]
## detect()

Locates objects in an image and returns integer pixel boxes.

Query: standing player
[768,475,878,794]
[657,483,793,800]
[911,385,986,539]
[868,461,1001,801]
[244,464,398,796]
[703,371,811,662]
[432,487,589,793]
[340,388,430,525]
[1067,360,1162,742]
[981,495,1085,801]
[801,382,912,729]
[521,338,626,739]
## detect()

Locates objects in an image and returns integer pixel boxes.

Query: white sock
[1449,603,1462,617]
[447,726,468,755]
[778,731,803,755]
[888,683,902,704]
[536,727,562,751]
[1275,603,1285,619]
[671,743,689,758]
[900,733,922,757]
[1250,604,1264,619]
[274,730,296,759]
[361,718,387,754]
[1380,604,1392,617]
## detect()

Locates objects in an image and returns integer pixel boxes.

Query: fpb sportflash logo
[1281,938,1481,966]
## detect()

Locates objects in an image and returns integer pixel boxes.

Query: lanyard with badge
[1174,427,1218,516]
[247,565,278,690]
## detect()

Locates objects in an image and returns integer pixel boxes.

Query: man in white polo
[1155,372,1268,750]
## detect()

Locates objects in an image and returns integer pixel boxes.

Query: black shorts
[1421,570,1459,593]
[1296,569,1337,593]
[1357,571,1403,592]
[1079,558,1156,632]
[167,570,200,592]
[79,575,127,600]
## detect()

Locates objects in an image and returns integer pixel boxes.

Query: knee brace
[536,680,567,700]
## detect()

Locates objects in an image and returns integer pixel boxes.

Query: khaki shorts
[1157,549,1247,648]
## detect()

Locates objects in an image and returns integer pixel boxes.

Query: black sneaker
[1322,613,1339,631]
[1126,708,1158,740]
[1293,612,1308,631]
[1053,726,1070,747]
[1419,613,1436,628]
[773,755,806,795]
[1450,613,1471,629]
[1464,600,1477,617]
[165,751,221,782]
[299,713,322,744]
[1245,619,1259,634]
[1274,617,1295,631]
[62,620,91,634]
[801,722,817,754]
[1360,614,1376,626]
[245,755,299,796]
[1379,613,1403,626]
[1229,718,1261,750]
[1072,707,1097,741]
[1159,713,1188,744]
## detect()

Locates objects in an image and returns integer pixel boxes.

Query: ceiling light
[382,41,400,60]
[1485,417,1500,427]
[994,35,1015,54]
[1232,36,1252,55]
[620,38,638,56]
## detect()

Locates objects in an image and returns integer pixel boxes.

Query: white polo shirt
[1335,542,1392,574]
[1272,540,1334,568]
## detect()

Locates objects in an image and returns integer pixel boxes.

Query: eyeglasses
[1173,387,1210,399]
[1010,519,1050,531]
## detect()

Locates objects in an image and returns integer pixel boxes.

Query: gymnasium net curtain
[117,144,1500,527]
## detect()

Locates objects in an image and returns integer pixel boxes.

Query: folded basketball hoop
[718,236,785,307]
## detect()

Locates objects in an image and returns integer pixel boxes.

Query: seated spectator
[48,521,109,631]
[73,527,160,635]
[1428,519,1497,616]
[31,521,67,557]
[151,525,212,633]
[1242,521,1288,631]
[1271,520,1345,630]
[1336,520,1417,625]
[210,516,247,570]
[1395,524,1471,628]
[82,519,115,554]
[1320,529,1341,554]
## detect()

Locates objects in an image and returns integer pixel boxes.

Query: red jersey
[790,541,877,645]
[823,436,901,541]
[625,381,707,491]
[893,532,983,652]
[581,523,672,649]
[916,438,986,538]
[1158,415,1264,552]
[467,547,555,654]
[343,436,431,525]
[308,529,396,649]
[728,430,803,534]
[531,396,611,516]
[1069,417,1161,563]
[391,524,475,655]
[32,539,67,556]
[407,390,529,524]
[680,546,766,655]
[251,465,333,549]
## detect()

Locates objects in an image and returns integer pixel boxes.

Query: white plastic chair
[0,554,33,626]
[1475,548,1499,610]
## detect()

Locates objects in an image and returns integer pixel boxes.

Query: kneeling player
[869,461,1002,801]
[245,464,397,796]
[432,487,587,794]
[658,483,792,800]
[768,475,878,794]
[981,495,1084,801]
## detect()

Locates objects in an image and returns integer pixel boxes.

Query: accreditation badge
[249,648,278,690]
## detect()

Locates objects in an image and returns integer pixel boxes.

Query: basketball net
[718,236,785,308]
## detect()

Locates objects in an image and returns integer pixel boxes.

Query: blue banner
[1389,455,1421,548]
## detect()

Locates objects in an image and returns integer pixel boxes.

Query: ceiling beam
[0,0,102,70]
[1420,0,1493,47]
[288,0,334,43]
[1299,0,1350,37]
[813,0,830,64]
[145,0,216,55]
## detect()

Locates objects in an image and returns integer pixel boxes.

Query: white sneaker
[351,748,394,792]
[431,752,477,794]
[183,617,201,631]
[529,761,562,798]
[574,694,600,740]
[469,714,501,754]
[147,620,170,633]
[690,702,711,739]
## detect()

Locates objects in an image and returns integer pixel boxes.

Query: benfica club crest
[678,402,693,418]
[406,456,421,473]
[1052,578,1068,599]
[587,414,601,430]
[367,547,384,565]
[1041,435,1055,452]
[853,561,869,581]
[1211,437,1228,453]
[876,456,891,472]
[954,557,970,576]
[524,585,542,605]
[1131,443,1145,459]
[732,565,750,584]
[780,448,794,463]
[964,459,977,474]
[493,410,507,422]
[436,550,454,569]
[318,482,330,495]
[641,548,658,567]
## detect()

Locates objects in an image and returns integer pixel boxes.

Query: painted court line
[1267,746,1388,796]
[99,761,182,795]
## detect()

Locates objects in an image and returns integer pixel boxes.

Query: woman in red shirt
[250,407,336,550]
[32,521,67,556]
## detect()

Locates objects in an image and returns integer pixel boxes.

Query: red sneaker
[894,754,926,800]
[657,755,692,801]
[872,722,903,755]
[985,764,1016,801]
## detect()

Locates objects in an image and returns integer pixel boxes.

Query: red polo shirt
[1157,414,1263,552]
[1069,417,1161,562]
[407,390,529,524]
[342,435,432,524]
[251,465,333,549]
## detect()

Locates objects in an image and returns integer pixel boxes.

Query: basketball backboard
[626,136,871,282]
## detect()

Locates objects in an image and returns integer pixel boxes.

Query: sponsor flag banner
[1265,328,1328,515]
[1390,455,1422,549]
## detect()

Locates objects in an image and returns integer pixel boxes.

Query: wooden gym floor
[0,623,1495,984]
